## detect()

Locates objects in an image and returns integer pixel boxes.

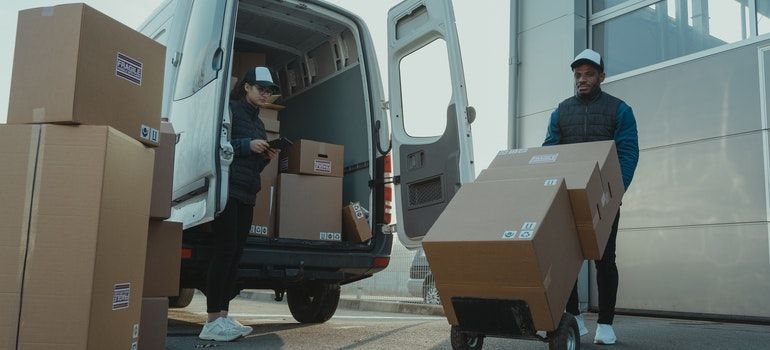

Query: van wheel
[168,288,195,308]
[287,283,340,323]
[423,276,441,305]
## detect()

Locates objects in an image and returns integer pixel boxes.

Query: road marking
[197,312,444,321]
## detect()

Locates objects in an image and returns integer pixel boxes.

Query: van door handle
[171,51,182,67]
[212,48,223,71]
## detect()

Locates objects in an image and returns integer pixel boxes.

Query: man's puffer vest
[557,90,621,144]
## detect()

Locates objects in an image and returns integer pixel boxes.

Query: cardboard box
[0,124,154,349]
[143,221,182,297]
[423,178,583,331]
[259,108,280,120]
[280,139,344,177]
[7,4,165,147]
[250,130,280,237]
[343,203,372,243]
[277,174,343,241]
[149,122,176,219]
[261,117,280,134]
[138,297,168,350]
[231,52,267,80]
[477,162,610,259]
[0,125,40,350]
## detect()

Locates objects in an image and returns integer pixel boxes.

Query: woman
[198,66,280,342]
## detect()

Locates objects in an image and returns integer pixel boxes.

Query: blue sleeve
[232,138,253,157]
[614,102,639,189]
[542,109,561,146]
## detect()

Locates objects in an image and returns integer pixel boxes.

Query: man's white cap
[571,49,604,72]
[245,66,279,90]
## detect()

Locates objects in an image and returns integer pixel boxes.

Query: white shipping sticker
[132,324,139,339]
[140,124,159,143]
[249,225,268,236]
[518,230,534,239]
[543,179,558,186]
[131,341,137,350]
[352,203,365,219]
[314,159,332,174]
[497,148,528,156]
[521,222,537,230]
[116,52,143,86]
[501,230,518,239]
[319,232,341,241]
[529,153,558,164]
[112,283,130,310]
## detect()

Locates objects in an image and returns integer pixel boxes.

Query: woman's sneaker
[198,317,242,342]
[594,323,617,345]
[225,316,253,337]
[575,314,589,336]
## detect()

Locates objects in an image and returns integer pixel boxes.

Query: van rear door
[387,0,475,249]
[167,0,236,228]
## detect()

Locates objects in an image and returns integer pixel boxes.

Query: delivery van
[138,0,475,322]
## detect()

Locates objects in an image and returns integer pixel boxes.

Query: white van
[139,0,475,322]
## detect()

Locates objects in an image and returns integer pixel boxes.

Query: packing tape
[41,7,54,16]
[32,108,46,123]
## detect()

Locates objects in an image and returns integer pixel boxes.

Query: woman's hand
[249,139,269,153]
[265,148,280,160]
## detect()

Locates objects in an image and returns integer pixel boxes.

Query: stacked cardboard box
[423,141,624,332]
[250,114,281,238]
[277,140,345,241]
[1,4,166,349]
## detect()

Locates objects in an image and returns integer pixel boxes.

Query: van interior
[230,0,376,247]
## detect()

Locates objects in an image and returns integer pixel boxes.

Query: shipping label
[131,342,137,350]
[543,178,558,186]
[249,225,269,236]
[132,324,139,338]
[521,222,537,230]
[518,230,534,239]
[116,52,143,86]
[497,148,528,156]
[314,159,332,174]
[112,283,130,310]
[319,232,342,241]
[529,153,558,164]
[352,203,365,219]
[140,124,160,143]
[501,230,518,239]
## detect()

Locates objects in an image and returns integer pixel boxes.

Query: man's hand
[249,139,269,153]
[265,148,280,160]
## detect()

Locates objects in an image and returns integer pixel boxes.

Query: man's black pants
[566,211,620,325]
[206,197,253,313]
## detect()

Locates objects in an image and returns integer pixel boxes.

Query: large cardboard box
[250,126,280,237]
[150,122,176,219]
[138,297,168,350]
[277,174,343,241]
[7,4,165,147]
[231,52,267,80]
[0,125,40,350]
[0,124,154,349]
[342,203,372,243]
[423,178,583,331]
[477,162,610,259]
[280,139,344,177]
[143,221,182,297]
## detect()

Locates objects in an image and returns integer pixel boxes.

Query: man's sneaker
[198,317,242,342]
[574,314,589,336]
[225,316,253,337]
[594,323,617,345]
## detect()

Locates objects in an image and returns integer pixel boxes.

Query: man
[543,49,639,345]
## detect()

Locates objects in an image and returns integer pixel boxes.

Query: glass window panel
[759,0,770,35]
[593,0,635,13]
[594,0,748,76]
[399,39,451,138]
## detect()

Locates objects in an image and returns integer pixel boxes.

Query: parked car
[407,248,440,305]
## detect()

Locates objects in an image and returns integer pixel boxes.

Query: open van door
[387,0,475,249]
[167,0,236,228]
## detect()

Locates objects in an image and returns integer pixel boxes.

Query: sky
[0,0,510,173]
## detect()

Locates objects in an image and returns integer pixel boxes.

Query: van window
[173,0,227,100]
[399,39,451,138]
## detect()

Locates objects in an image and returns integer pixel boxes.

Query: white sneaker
[594,323,617,345]
[225,316,253,337]
[574,314,589,336]
[198,317,242,342]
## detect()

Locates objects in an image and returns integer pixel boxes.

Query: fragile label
[314,159,332,174]
[131,341,137,350]
[352,203,365,219]
[521,222,537,230]
[501,230,518,239]
[140,124,159,143]
[132,324,139,338]
[116,52,143,86]
[249,225,268,236]
[319,232,341,241]
[112,283,130,310]
[529,153,558,164]
[518,230,534,239]
[497,148,528,156]
[543,179,558,186]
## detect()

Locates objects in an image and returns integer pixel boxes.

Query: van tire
[287,283,340,323]
[450,326,484,350]
[168,288,195,308]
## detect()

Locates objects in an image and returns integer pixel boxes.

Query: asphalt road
[165,293,770,349]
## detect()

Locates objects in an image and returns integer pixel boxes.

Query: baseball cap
[244,66,279,91]
[571,49,603,72]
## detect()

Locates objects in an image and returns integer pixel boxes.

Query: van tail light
[373,256,390,268]
[181,248,192,260]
